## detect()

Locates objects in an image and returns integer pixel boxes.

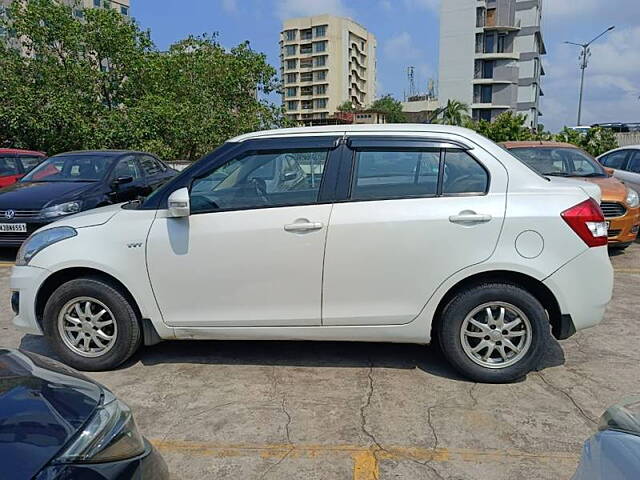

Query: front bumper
[0,220,49,247]
[544,246,614,333]
[10,265,50,335]
[34,439,169,480]
[606,206,640,245]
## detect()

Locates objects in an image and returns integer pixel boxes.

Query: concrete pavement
[1,244,638,479]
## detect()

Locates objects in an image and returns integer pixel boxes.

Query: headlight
[55,391,146,464]
[39,201,82,219]
[626,188,639,208]
[16,226,77,266]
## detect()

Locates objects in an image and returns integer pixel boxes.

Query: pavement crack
[359,362,386,480]
[406,405,447,480]
[258,446,294,480]
[468,383,479,409]
[281,394,293,445]
[536,372,596,426]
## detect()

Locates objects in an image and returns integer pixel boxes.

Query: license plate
[605,221,610,229]
[0,223,26,233]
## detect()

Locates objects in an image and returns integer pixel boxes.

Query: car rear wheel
[43,277,141,371]
[438,283,548,383]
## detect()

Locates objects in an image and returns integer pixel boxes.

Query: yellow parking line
[150,439,579,477]
[0,262,14,268]
[614,268,640,274]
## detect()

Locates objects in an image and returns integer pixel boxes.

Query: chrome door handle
[449,212,492,225]
[284,222,323,232]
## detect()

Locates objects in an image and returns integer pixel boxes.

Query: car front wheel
[43,277,141,371]
[438,283,548,383]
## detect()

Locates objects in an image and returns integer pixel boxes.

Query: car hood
[546,177,602,204]
[52,202,125,229]
[575,176,629,203]
[0,349,102,478]
[0,181,97,210]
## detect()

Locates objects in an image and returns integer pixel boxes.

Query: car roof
[54,150,145,156]
[501,141,579,149]
[599,145,640,155]
[0,148,46,156]
[228,124,478,143]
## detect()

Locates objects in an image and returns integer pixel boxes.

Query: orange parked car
[503,141,640,250]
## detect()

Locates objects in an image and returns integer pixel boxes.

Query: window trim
[335,138,489,203]
[600,150,631,171]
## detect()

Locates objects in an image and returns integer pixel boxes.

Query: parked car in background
[0,150,177,246]
[0,348,168,479]
[10,125,614,383]
[573,396,640,480]
[503,141,640,250]
[598,145,640,195]
[0,148,46,187]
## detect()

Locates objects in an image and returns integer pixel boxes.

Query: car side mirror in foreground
[168,187,190,217]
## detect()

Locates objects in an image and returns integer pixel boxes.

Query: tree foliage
[0,0,290,160]
[432,99,469,126]
[337,101,355,112]
[370,95,407,123]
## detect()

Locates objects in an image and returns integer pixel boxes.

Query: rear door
[618,150,640,193]
[322,137,507,326]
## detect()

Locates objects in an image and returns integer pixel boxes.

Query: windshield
[21,154,113,182]
[509,147,606,177]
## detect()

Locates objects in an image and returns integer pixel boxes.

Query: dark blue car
[0,349,168,479]
[0,151,176,246]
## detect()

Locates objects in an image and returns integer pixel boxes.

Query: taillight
[561,198,608,247]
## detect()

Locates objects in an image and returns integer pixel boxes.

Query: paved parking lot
[1,244,638,479]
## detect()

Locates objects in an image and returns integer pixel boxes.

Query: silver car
[598,146,640,193]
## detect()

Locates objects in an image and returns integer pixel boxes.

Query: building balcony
[475,52,519,61]
[471,103,511,110]
[472,78,515,85]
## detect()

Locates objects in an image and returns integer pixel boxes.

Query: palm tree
[431,99,470,126]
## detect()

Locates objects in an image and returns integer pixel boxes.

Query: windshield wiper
[575,173,606,178]
[542,172,571,177]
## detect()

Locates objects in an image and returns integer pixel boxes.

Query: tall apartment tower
[438,0,545,128]
[280,15,377,123]
[0,0,130,25]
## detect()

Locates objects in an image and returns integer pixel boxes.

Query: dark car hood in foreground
[0,181,97,210]
[0,349,102,479]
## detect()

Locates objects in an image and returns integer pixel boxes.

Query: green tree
[434,99,469,126]
[337,101,355,112]
[554,126,618,157]
[370,95,407,123]
[0,0,289,160]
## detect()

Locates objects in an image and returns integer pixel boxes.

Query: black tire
[43,277,141,371]
[437,282,548,383]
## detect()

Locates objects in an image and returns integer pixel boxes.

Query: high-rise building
[438,0,545,128]
[280,15,377,123]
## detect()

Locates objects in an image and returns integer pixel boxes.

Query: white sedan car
[10,125,613,383]
[598,145,640,194]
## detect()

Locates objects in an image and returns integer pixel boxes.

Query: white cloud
[275,0,352,20]
[221,0,238,13]
[383,31,421,60]
[541,26,640,130]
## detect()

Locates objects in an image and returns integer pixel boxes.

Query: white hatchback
[10,125,614,383]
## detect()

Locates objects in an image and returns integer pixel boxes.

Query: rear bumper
[544,246,613,333]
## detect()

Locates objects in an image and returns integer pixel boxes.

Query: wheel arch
[35,267,144,333]
[431,270,562,339]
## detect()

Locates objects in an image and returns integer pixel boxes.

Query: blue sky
[132,0,640,132]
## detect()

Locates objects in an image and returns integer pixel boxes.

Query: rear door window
[139,155,163,176]
[442,150,489,194]
[0,157,21,176]
[627,151,640,173]
[600,151,628,169]
[19,156,44,172]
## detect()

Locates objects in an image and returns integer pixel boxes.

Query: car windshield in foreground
[21,154,113,182]
[509,147,606,178]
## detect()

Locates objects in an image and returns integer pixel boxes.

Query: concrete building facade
[280,15,377,123]
[438,0,545,128]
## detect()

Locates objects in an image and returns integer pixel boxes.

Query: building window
[315,98,327,109]
[287,101,298,111]
[483,60,494,79]
[285,45,296,56]
[285,30,296,41]
[103,1,110,9]
[476,7,485,27]
[314,55,327,67]
[301,29,313,40]
[286,73,297,84]
[300,58,313,68]
[286,59,297,70]
[93,0,101,6]
[301,86,313,96]
[314,84,327,95]
[481,85,492,103]
[286,87,297,97]
[479,109,492,122]
[120,6,129,15]
[314,41,327,53]
[73,8,84,18]
[302,100,313,110]
[497,34,506,53]
[314,25,327,37]
[300,72,313,82]
[300,44,313,54]
[315,70,327,81]
[475,33,484,54]
[484,34,495,53]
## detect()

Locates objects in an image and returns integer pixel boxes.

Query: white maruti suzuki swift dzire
[10,125,614,383]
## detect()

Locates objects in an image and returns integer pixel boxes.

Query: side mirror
[113,176,133,187]
[168,187,190,217]
[603,167,615,177]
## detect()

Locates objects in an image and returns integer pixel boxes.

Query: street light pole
[565,26,615,126]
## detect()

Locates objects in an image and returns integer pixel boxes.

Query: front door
[322,138,508,326]
[146,140,336,327]
[618,150,640,193]
[110,155,145,202]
